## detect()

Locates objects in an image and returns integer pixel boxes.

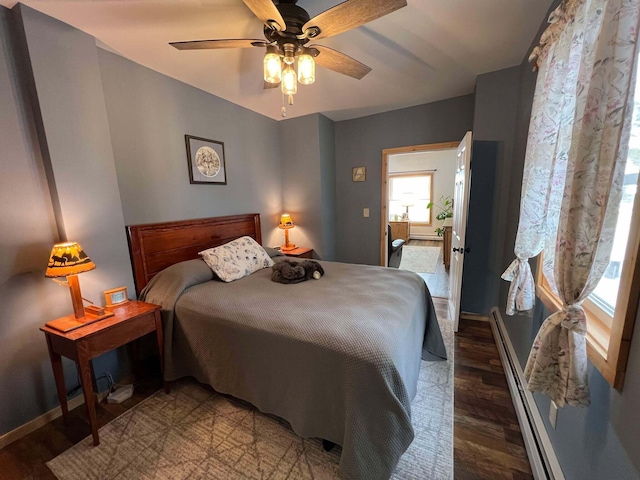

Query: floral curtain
[505,0,640,406]
[500,1,587,316]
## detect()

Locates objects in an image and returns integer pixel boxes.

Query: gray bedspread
[141,258,446,480]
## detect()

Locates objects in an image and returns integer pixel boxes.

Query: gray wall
[278,113,337,260]
[473,66,522,303]
[0,5,135,437]
[16,5,135,302]
[334,95,475,265]
[279,114,323,257]
[0,4,71,437]
[97,49,283,247]
[319,115,337,261]
[476,0,640,476]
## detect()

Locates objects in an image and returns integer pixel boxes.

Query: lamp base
[280,227,296,252]
[45,311,114,333]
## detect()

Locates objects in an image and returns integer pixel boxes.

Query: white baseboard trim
[489,307,564,480]
[460,311,490,322]
[0,385,116,450]
[409,235,442,241]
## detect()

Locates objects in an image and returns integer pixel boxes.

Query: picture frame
[352,166,366,182]
[104,286,129,307]
[185,135,227,185]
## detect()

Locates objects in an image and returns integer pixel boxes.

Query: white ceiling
[1,0,553,121]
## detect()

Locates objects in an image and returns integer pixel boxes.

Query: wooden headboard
[127,213,262,295]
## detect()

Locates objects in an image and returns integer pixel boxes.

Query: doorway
[380,142,458,299]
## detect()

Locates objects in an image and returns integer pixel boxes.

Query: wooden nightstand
[282,247,314,259]
[40,300,164,446]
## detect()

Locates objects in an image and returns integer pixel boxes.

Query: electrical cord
[66,368,115,397]
[64,366,153,399]
[66,364,82,398]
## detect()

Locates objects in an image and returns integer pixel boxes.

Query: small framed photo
[352,166,366,182]
[185,135,227,185]
[104,286,129,307]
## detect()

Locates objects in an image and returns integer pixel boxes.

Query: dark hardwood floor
[0,311,532,480]
[453,315,532,480]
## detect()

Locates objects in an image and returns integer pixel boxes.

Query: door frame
[380,142,459,266]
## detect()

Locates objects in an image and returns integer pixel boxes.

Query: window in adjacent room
[388,173,433,225]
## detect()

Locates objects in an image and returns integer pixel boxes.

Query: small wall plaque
[352,166,366,182]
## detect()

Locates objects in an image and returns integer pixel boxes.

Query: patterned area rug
[47,317,453,480]
[400,246,441,274]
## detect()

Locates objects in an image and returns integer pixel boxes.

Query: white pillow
[199,236,274,282]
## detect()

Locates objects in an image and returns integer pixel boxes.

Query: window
[388,173,433,225]
[536,69,640,388]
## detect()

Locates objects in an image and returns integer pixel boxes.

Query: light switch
[363,208,370,218]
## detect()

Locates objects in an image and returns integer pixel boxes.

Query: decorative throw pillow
[199,236,274,282]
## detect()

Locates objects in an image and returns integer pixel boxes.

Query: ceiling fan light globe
[264,52,282,84]
[298,54,315,85]
[281,66,297,95]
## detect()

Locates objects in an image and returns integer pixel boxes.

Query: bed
[127,213,447,480]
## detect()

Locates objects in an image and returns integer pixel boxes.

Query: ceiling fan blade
[243,0,286,31]
[264,81,280,89]
[303,0,407,40]
[310,45,372,80]
[170,39,268,50]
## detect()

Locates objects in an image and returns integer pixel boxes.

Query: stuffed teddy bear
[271,259,325,284]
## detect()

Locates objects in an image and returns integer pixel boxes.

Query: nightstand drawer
[84,312,156,357]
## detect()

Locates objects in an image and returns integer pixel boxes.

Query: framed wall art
[352,166,366,182]
[185,135,227,185]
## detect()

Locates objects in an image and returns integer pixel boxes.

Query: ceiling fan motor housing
[264,0,313,52]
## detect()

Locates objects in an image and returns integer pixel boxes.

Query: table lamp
[400,202,414,221]
[46,242,98,320]
[278,214,297,251]
[400,192,414,221]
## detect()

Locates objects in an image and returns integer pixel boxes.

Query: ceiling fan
[170,0,407,116]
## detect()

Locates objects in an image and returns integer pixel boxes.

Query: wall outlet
[363,208,370,218]
[549,400,558,429]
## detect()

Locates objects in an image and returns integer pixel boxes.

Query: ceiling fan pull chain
[281,92,287,118]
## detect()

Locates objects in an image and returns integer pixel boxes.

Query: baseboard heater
[489,307,565,480]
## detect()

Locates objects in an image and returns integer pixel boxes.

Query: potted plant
[427,196,453,236]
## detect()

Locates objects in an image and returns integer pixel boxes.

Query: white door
[449,132,472,331]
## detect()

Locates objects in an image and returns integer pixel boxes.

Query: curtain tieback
[501,257,528,281]
[556,303,587,334]
[501,257,535,315]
